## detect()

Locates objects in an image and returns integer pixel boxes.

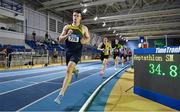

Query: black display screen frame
[134,53,180,99]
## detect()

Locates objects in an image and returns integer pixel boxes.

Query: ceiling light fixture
[113,30,116,34]
[94,16,98,21]
[82,8,87,13]
[102,22,106,27]
[108,27,111,30]
[84,4,87,7]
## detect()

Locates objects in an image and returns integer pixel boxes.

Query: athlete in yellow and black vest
[65,24,84,64]
[113,39,122,70]
[55,10,90,104]
[98,37,112,75]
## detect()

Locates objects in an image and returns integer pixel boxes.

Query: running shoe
[73,69,79,79]
[54,94,63,104]
[100,70,105,76]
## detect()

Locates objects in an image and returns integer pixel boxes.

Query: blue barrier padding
[134,46,180,54]
[134,86,180,110]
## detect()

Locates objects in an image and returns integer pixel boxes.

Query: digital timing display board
[134,46,180,110]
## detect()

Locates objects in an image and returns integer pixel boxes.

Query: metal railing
[0,48,100,70]
[0,52,6,68]
[0,50,66,70]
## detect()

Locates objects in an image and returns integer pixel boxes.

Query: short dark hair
[73,9,82,14]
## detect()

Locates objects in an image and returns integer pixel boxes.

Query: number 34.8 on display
[148,64,178,78]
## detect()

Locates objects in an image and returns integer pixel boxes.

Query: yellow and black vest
[101,42,111,55]
[113,44,122,54]
[66,24,84,52]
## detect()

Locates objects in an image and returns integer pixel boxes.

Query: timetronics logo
[156,46,180,53]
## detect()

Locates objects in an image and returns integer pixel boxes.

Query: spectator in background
[45,32,59,45]
[120,47,128,66]
[45,31,51,44]
[32,31,36,41]
[127,48,132,61]
[2,45,13,68]
[53,48,58,63]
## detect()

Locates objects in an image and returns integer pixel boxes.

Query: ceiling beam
[55,0,126,11]
[37,1,79,11]
[42,0,73,6]
[128,0,139,14]
[82,8,180,24]
[102,30,180,37]
[90,22,180,32]
[124,35,180,40]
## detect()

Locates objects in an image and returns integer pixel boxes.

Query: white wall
[0,5,25,45]
[25,7,65,41]
[0,7,24,21]
[0,22,7,28]
[0,30,25,45]
[25,7,47,38]
[48,12,64,39]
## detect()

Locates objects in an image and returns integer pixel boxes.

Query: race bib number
[68,34,80,42]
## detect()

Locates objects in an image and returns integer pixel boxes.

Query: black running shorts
[66,51,82,65]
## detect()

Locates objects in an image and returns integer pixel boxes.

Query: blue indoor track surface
[87,68,127,111]
[0,60,128,111]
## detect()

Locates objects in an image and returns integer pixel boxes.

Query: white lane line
[0,66,66,78]
[0,71,63,84]
[0,68,65,78]
[79,65,130,112]
[0,67,97,96]
[0,76,64,96]
[0,62,98,78]
[17,66,102,112]
[0,64,101,84]
[31,81,62,85]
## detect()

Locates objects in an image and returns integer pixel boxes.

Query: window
[57,21,63,33]
[49,18,56,32]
